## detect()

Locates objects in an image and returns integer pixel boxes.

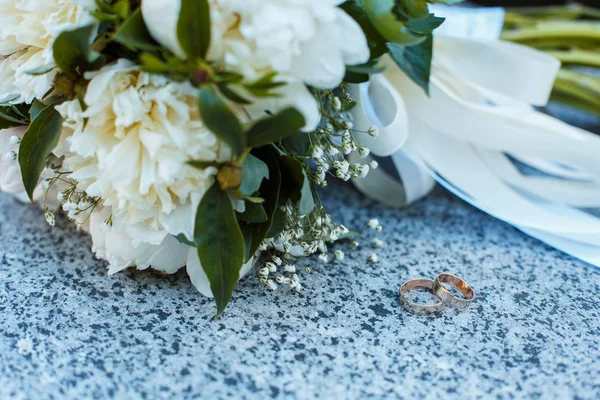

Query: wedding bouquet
[0,0,454,316]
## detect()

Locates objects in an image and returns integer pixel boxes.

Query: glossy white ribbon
[352,6,600,267]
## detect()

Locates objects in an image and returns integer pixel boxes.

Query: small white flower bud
[334,250,345,260]
[332,96,342,111]
[266,280,278,291]
[318,253,328,263]
[358,147,370,158]
[266,262,277,273]
[259,267,270,276]
[367,219,379,229]
[369,160,379,170]
[44,211,55,227]
[4,151,17,162]
[312,146,324,159]
[284,265,296,273]
[367,253,378,263]
[373,239,384,248]
[359,165,370,178]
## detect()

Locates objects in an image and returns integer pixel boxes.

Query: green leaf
[345,59,386,83]
[245,196,265,204]
[18,106,63,201]
[246,108,306,148]
[387,34,433,95]
[239,147,281,261]
[52,24,101,74]
[266,208,286,239]
[341,1,388,58]
[240,154,270,197]
[114,9,158,51]
[29,100,46,120]
[214,71,244,84]
[25,64,57,76]
[175,233,195,247]
[139,53,171,74]
[188,160,222,170]
[0,104,29,129]
[198,85,245,157]
[237,202,268,224]
[112,0,130,19]
[218,84,251,105]
[177,0,211,59]
[194,184,245,318]
[392,0,429,21]
[360,0,425,45]
[280,132,312,157]
[95,0,114,13]
[278,156,315,216]
[406,14,445,33]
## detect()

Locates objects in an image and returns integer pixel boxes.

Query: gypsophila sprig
[0,0,447,316]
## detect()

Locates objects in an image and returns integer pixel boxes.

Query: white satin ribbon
[352,6,600,267]
[349,74,409,157]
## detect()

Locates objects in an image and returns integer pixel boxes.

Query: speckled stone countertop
[1,182,599,400]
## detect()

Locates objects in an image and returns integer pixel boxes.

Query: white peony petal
[186,249,255,298]
[247,82,321,132]
[89,208,189,275]
[141,0,186,59]
[334,9,370,66]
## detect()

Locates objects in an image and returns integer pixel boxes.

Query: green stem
[505,4,600,20]
[552,69,600,112]
[501,22,600,42]
[545,49,600,67]
[550,91,600,116]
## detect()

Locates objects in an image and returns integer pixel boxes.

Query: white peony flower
[142,0,369,130]
[0,0,96,104]
[213,0,369,88]
[55,59,230,246]
[89,207,189,275]
[186,249,254,298]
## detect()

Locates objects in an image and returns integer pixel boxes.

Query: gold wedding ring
[399,278,446,316]
[432,273,475,309]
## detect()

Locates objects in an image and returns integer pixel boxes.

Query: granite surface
[1,183,599,400]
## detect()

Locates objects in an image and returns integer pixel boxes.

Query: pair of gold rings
[399,273,475,316]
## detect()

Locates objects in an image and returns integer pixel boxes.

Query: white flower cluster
[0,0,96,104]
[307,89,380,187]
[0,0,374,300]
[142,0,370,131]
[54,60,227,245]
